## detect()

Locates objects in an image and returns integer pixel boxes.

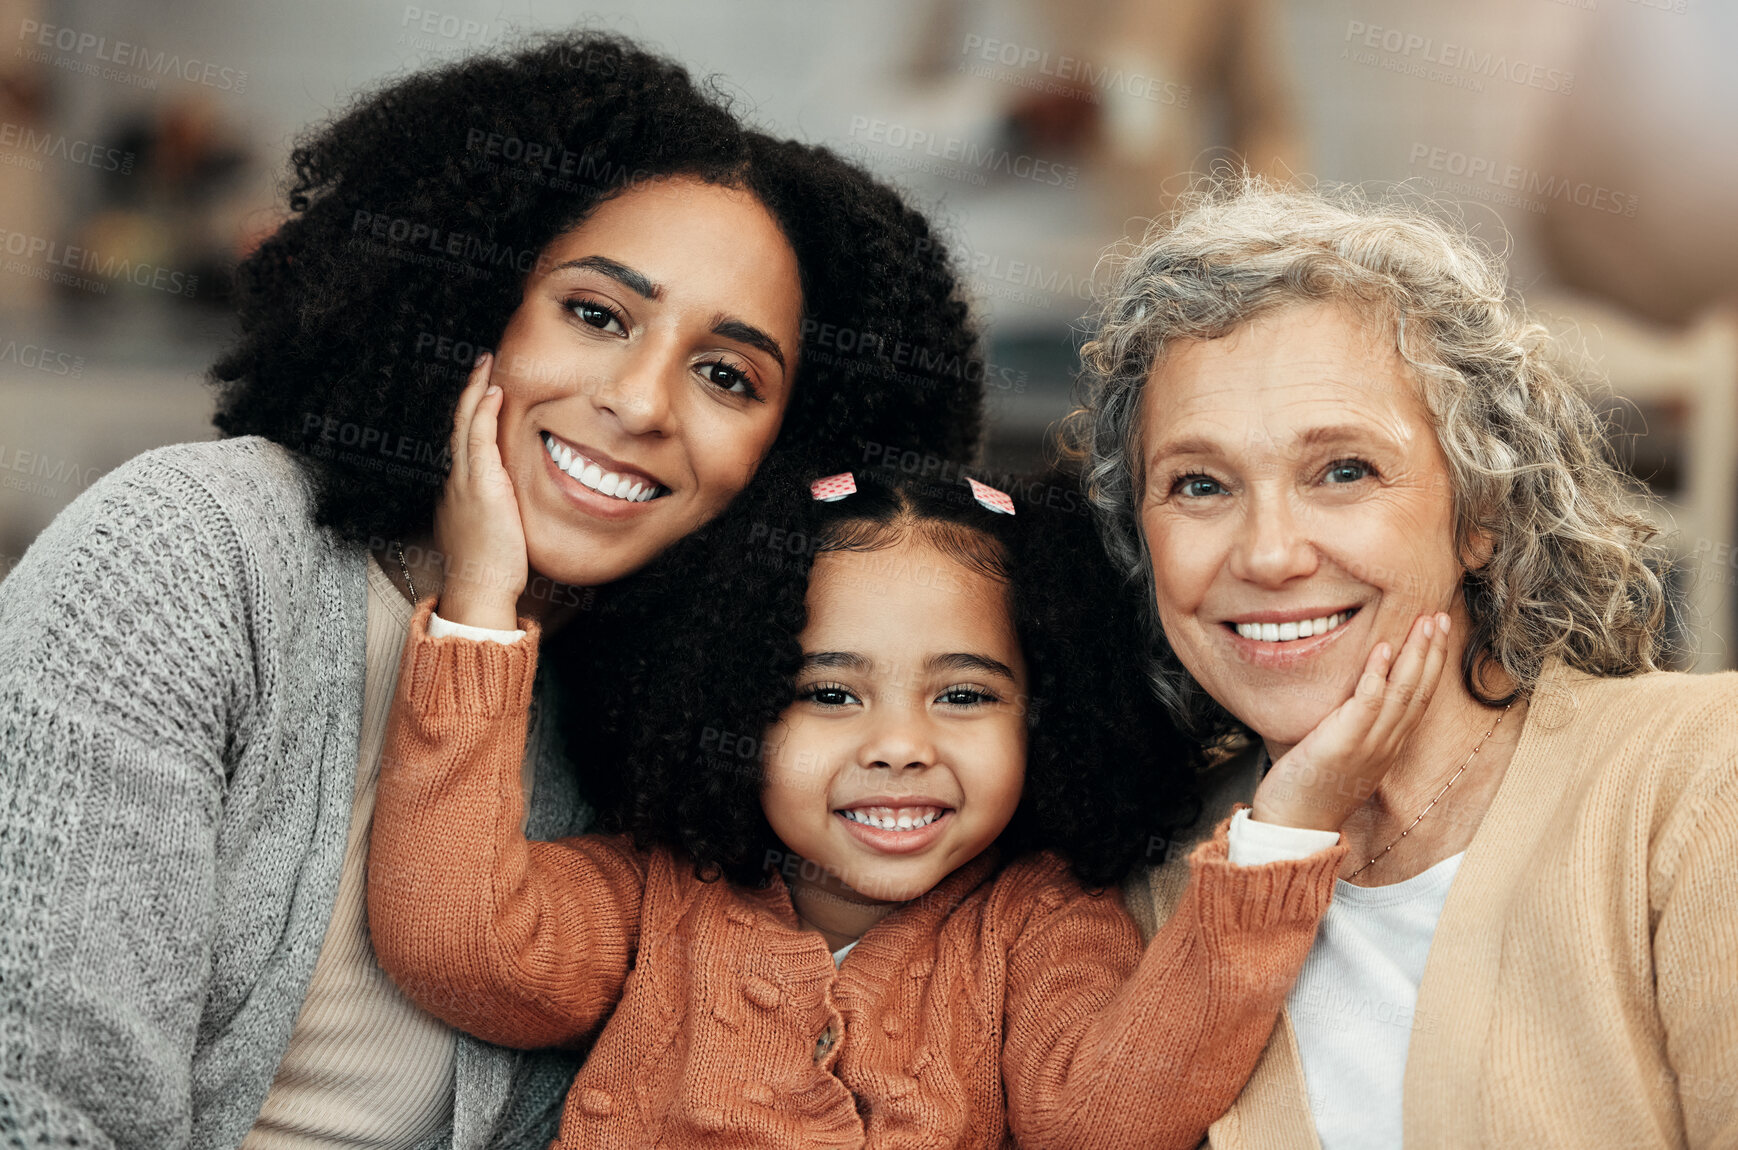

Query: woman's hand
[432,353,527,630]
[1251,612,1452,832]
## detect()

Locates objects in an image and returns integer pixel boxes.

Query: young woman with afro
[365,410,1454,1146]
[0,32,983,1150]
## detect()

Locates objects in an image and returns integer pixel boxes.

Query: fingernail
[1422,617,1434,638]
[486,385,501,396]
[1440,613,1452,634]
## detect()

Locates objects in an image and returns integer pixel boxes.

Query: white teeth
[542,433,661,503]
[1235,612,1348,643]
[840,807,941,830]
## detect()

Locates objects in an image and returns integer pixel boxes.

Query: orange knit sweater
[368,604,1347,1148]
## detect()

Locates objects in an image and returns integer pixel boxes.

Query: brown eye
[699,359,757,397]
[569,300,626,334]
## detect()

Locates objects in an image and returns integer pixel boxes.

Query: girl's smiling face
[760,531,1028,941]
[490,175,803,589]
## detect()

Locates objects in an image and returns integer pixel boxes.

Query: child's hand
[432,353,527,630]
[1250,612,1452,832]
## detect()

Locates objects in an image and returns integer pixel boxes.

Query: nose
[857,703,938,773]
[588,341,676,437]
[1228,485,1318,588]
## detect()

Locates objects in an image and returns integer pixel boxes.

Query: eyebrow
[1147,422,1390,466]
[798,651,1019,682]
[711,313,787,371]
[802,651,870,672]
[550,255,661,300]
[928,652,1019,682]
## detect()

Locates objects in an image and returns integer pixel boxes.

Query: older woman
[1069,185,1738,1149]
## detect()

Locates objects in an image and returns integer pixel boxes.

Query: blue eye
[1324,459,1373,484]
[569,300,626,334]
[1175,475,1225,498]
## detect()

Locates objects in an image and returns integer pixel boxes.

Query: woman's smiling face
[1137,299,1472,747]
[490,176,804,588]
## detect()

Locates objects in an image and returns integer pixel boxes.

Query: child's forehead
[801,537,1020,657]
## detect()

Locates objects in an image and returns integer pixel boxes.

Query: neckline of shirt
[1332,850,1465,906]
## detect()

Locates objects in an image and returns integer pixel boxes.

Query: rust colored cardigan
[368,604,1345,1148]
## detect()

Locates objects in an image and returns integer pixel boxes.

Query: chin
[525,528,654,590]
[1223,686,1340,749]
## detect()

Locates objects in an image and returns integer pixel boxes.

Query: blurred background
[1,0,1734,666]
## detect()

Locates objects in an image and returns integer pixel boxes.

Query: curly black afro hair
[210,32,984,544]
[560,456,1203,889]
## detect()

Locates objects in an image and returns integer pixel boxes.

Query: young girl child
[368,407,1450,1147]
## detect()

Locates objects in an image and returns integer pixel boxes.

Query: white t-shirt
[1227,808,1461,1150]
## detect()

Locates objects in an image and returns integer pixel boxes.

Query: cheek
[1325,500,1463,606]
[759,722,827,823]
[1142,513,1212,625]
[685,408,781,502]
[976,727,1028,825]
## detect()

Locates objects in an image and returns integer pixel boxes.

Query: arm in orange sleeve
[1002,816,1344,1149]
[367,602,646,1051]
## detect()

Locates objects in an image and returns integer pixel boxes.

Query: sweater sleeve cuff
[428,610,527,645]
[403,598,541,718]
[1227,806,1343,866]
[1189,807,1346,931]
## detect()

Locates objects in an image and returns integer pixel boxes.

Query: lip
[1220,605,1362,669]
[539,432,668,520]
[833,801,954,856]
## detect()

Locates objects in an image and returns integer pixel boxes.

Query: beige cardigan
[1124,660,1738,1149]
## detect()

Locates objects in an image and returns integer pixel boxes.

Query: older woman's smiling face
[1138,299,1471,748]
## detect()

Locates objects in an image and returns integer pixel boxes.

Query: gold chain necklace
[393,541,418,604]
[1346,702,1512,881]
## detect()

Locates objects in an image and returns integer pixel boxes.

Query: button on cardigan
[368,602,1352,1148]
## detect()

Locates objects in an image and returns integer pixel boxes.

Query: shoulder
[1543,661,1738,720]
[1531,663,1738,773]
[0,437,347,742]
[987,852,1119,931]
[980,854,1142,977]
[1528,662,1738,861]
[7,436,324,589]
[101,435,320,526]
[2,436,334,620]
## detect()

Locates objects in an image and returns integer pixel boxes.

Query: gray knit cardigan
[0,436,588,1149]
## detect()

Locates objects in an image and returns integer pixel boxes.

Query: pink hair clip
[966,477,1015,515]
[810,472,857,502]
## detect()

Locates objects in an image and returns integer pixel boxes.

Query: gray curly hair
[1062,180,1672,737]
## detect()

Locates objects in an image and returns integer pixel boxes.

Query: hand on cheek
[433,353,531,630]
